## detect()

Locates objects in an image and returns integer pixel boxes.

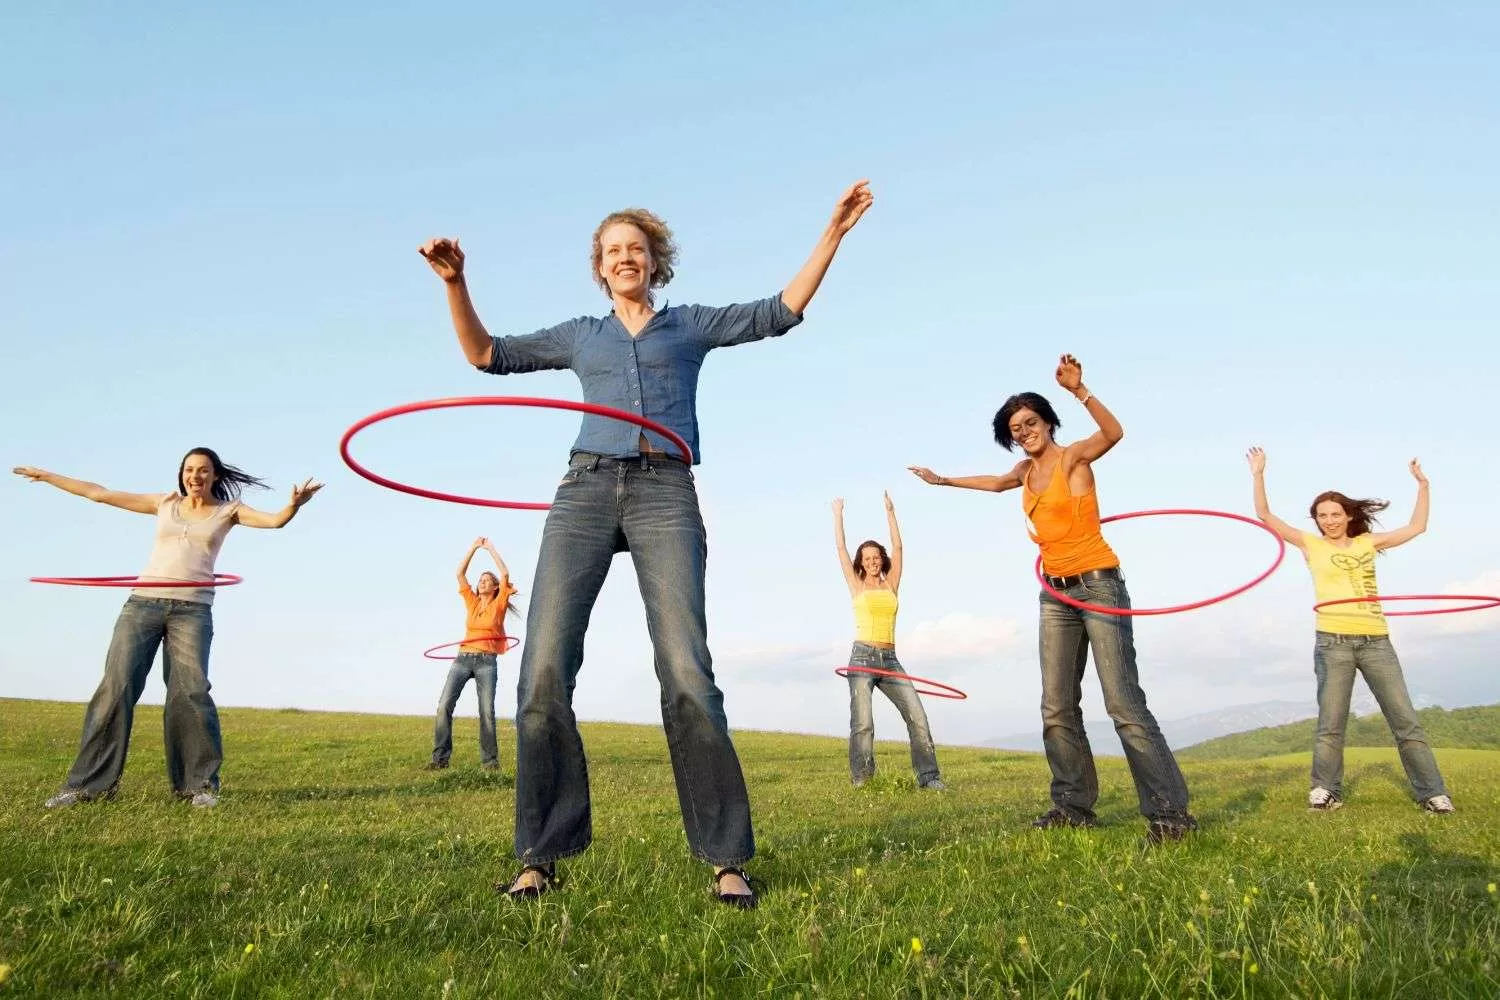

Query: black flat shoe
[713,867,757,910]
[500,864,555,899]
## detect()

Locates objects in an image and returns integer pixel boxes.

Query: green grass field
[2,697,1497,999]
[1181,703,1500,760]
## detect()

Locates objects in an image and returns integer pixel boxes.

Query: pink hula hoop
[423,636,521,660]
[1313,594,1500,617]
[30,574,243,588]
[1034,508,1286,617]
[835,666,968,701]
[340,396,695,510]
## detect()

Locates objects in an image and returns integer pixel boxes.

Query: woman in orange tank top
[910,355,1195,844]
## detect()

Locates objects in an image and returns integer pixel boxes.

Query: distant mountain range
[981,690,1401,754]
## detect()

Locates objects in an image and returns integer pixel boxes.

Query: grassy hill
[2,697,1498,998]
[1180,703,1500,761]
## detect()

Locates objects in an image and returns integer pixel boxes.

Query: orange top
[1022,459,1120,577]
[459,577,517,654]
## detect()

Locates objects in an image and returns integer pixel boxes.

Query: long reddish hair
[1309,491,1389,537]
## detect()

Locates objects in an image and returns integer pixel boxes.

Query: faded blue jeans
[63,596,221,797]
[432,651,499,766]
[847,642,941,785]
[513,454,754,867]
[1312,632,1447,801]
[1038,572,1190,823]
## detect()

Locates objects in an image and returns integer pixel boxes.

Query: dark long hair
[177,447,269,502]
[477,570,521,620]
[853,540,891,580]
[1309,491,1389,538]
[993,392,1061,451]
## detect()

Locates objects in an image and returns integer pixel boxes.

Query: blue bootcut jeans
[62,595,222,797]
[1037,572,1191,823]
[1311,632,1447,802]
[432,651,500,766]
[846,642,941,785]
[512,453,754,868]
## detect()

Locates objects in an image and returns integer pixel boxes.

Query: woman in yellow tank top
[1248,448,1452,814]
[833,492,944,789]
[909,355,1195,844]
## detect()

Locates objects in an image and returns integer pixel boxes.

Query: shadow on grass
[252,768,515,803]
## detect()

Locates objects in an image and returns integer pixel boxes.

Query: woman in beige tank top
[14,448,321,809]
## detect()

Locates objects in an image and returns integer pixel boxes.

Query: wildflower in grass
[1243,895,1252,906]
[0,964,11,985]
[854,867,865,877]
[1249,963,1259,975]
[101,878,113,886]
[244,944,255,955]
[1370,893,1378,902]
[1251,887,1260,896]
[1489,883,1497,895]
[1199,889,1210,902]
[1306,881,1317,896]
[910,937,923,954]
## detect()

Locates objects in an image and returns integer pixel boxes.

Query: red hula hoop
[30,574,243,588]
[1313,594,1500,617]
[835,666,968,701]
[340,396,695,510]
[423,636,521,660]
[1034,509,1286,617]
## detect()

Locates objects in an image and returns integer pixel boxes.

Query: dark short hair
[993,393,1061,451]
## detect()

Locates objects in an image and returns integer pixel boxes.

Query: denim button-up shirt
[480,294,802,464]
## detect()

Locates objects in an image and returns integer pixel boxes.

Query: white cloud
[902,613,1023,664]
[1407,569,1500,635]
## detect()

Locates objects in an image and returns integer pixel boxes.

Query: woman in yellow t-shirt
[1248,448,1452,814]
[832,492,944,790]
[429,536,518,771]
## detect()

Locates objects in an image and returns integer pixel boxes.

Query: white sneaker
[1308,787,1343,811]
[1421,794,1454,814]
[44,788,85,809]
[190,790,219,809]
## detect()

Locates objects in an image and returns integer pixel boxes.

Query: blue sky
[3,2,1497,750]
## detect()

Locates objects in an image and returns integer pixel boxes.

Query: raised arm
[1371,459,1430,551]
[483,539,511,580]
[1054,355,1123,464]
[12,466,163,515]
[1246,448,1306,550]
[418,238,495,368]
[907,463,1025,493]
[883,491,904,593]
[832,498,859,595]
[235,478,323,529]
[456,536,485,587]
[780,180,874,316]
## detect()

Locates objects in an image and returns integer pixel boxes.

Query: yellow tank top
[1021,459,1120,577]
[852,588,898,644]
[1304,532,1387,636]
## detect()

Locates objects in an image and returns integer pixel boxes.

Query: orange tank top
[1021,459,1120,577]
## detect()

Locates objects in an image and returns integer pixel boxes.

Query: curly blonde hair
[590,209,679,297]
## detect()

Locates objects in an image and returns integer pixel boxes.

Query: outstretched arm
[1372,460,1430,551]
[780,180,874,316]
[236,478,323,529]
[12,466,162,514]
[1246,448,1306,550]
[884,491,904,593]
[832,498,859,595]
[1055,354,1123,464]
[457,536,485,587]
[908,464,1025,493]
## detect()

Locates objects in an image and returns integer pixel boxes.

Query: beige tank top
[132,496,240,605]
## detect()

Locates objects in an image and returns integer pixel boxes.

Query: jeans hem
[691,849,756,868]
[515,842,591,867]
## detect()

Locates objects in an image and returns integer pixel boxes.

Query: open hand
[828,180,874,235]
[883,490,894,511]
[907,466,943,485]
[290,478,324,507]
[1246,447,1267,475]
[418,237,466,282]
[1409,458,1427,484]
[12,466,48,482]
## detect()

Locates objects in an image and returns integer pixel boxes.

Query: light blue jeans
[847,642,941,785]
[432,651,499,766]
[1038,572,1190,823]
[63,596,221,797]
[1312,632,1447,801]
[512,454,754,867]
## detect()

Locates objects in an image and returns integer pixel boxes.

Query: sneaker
[1308,787,1344,811]
[919,778,949,792]
[1031,807,1096,829]
[1421,795,1455,814]
[1145,815,1199,845]
[44,788,85,809]
[190,790,219,808]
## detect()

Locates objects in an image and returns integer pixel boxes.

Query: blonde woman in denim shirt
[419,180,873,907]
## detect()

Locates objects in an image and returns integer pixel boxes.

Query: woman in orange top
[910,355,1195,844]
[430,536,518,770]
